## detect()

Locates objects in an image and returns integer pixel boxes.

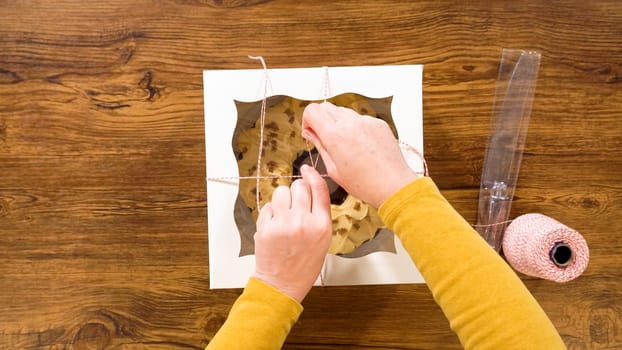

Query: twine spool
[502,213,589,282]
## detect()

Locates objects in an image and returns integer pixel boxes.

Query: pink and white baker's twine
[502,213,589,282]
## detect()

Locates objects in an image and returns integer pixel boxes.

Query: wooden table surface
[1,1,621,349]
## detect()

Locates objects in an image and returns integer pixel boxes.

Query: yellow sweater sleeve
[379,177,566,350]
[206,277,303,350]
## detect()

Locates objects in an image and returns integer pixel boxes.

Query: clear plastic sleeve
[476,49,541,251]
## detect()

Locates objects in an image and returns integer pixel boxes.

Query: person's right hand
[302,102,420,208]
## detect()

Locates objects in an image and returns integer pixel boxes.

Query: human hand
[253,164,332,303]
[301,102,420,208]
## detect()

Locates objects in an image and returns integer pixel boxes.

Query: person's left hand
[253,164,332,303]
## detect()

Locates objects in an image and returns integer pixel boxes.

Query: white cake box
[204,65,425,288]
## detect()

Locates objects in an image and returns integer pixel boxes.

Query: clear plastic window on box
[232,93,398,258]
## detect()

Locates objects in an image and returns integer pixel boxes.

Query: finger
[321,101,344,120]
[317,102,341,121]
[290,179,312,212]
[302,103,335,142]
[256,202,273,232]
[301,128,337,177]
[322,101,360,122]
[301,128,326,158]
[300,164,331,217]
[271,185,292,212]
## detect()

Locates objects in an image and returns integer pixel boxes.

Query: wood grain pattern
[1,0,621,349]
